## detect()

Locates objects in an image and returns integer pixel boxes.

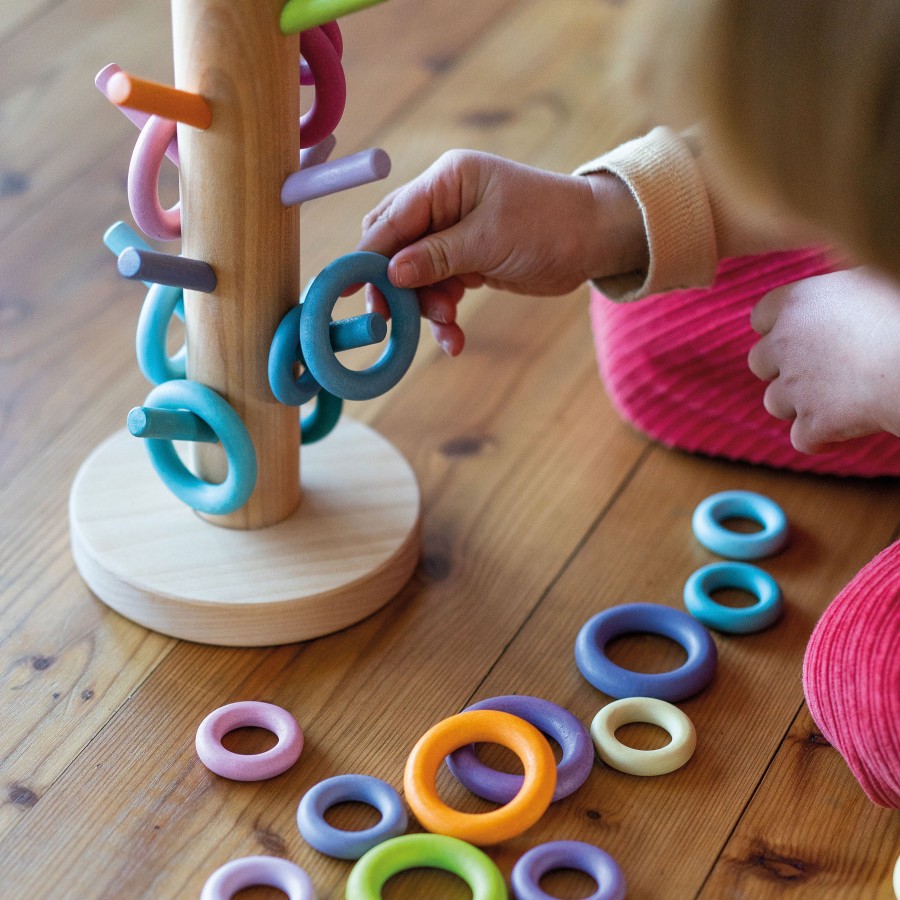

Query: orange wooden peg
[106,71,212,130]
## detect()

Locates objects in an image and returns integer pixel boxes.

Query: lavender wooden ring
[511,841,625,900]
[299,26,346,149]
[136,282,187,384]
[446,696,592,804]
[128,115,181,241]
[200,856,315,900]
[300,20,342,84]
[196,701,303,781]
[575,603,717,702]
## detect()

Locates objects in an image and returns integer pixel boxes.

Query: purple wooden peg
[96,64,180,167]
[118,247,217,293]
[281,148,391,207]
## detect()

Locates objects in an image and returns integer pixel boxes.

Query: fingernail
[394,260,417,288]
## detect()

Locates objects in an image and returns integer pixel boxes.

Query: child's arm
[356,150,647,355]
[748,268,900,452]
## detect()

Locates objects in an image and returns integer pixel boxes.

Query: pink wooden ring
[128,115,181,242]
[299,26,346,149]
[300,21,342,85]
[196,701,304,781]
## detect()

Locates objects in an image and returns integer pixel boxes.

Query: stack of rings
[299,252,420,401]
[404,710,556,845]
[195,701,303,781]
[347,834,507,900]
[298,23,346,148]
[200,856,315,900]
[140,380,257,515]
[446,695,593,804]
[691,490,788,560]
[590,697,696,777]
[575,603,717,702]
[511,840,626,900]
[297,774,407,859]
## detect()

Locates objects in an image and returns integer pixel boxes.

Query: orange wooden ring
[403,709,556,846]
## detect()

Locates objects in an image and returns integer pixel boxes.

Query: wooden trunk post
[171,0,301,529]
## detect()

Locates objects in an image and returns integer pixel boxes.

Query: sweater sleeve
[575,126,801,301]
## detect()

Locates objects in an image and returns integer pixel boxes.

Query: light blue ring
[268,304,322,406]
[692,490,788,560]
[142,380,257,515]
[684,562,783,634]
[297,774,407,860]
[136,282,187,384]
[300,251,420,401]
[575,603,717,702]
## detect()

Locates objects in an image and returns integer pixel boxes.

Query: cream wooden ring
[590,697,696,776]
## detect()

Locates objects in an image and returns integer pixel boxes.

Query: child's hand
[356,150,647,355]
[748,268,900,452]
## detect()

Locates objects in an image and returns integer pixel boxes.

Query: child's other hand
[748,268,900,452]
[356,150,646,355]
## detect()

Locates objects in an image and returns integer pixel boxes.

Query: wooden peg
[282,148,391,207]
[106,71,212,130]
[104,222,155,287]
[329,311,387,352]
[127,406,219,444]
[118,247,217,293]
[280,0,387,34]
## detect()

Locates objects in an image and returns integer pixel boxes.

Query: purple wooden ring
[299,26,346,149]
[575,603,717,702]
[128,115,181,241]
[195,701,303,781]
[300,20,342,85]
[446,695,593,804]
[200,856,315,900]
[511,840,625,900]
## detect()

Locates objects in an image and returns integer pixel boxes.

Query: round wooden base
[69,418,421,646]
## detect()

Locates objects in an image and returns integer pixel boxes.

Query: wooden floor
[1,0,898,897]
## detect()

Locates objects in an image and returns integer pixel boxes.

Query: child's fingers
[430,319,465,356]
[418,278,465,323]
[747,336,780,381]
[365,284,391,320]
[762,379,796,422]
[750,289,783,334]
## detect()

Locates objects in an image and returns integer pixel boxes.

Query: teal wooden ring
[300,251,420,401]
[683,562,783,634]
[141,380,257,515]
[268,305,321,406]
[346,834,507,900]
[692,490,788,560]
[301,389,342,445]
[136,282,187,384]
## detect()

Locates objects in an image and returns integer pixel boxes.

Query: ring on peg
[446,695,593,804]
[128,116,181,241]
[347,834,506,900]
[692,490,788,560]
[136,282,187,384]
[299,25,346,148]
[683,561,783,634]
[299,134,337,171]
[281,0,387,35]
[302,390,342,445]
[575,603,718,702]
[282,148,391,207]
[300,252,420,401]
[200,856,315,900]
[137,380,257,515]
[300,20,342,85]
[297,774,407,859]
[96,65,180,166]
[511,840,626,900]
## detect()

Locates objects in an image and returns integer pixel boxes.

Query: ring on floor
[200,856,315,900]
[684,561,783,633]
[692,490,788,560]
[511,839,626,900]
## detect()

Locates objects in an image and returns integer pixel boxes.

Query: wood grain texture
[1,0,898,897]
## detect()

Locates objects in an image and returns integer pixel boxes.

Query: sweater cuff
[575,127,718,301]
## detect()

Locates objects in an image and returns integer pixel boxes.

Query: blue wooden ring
[268,304,321,406]
[300,251,420,401]
[511,840,626,900]
[301,389,342,445]
[575,603,717,702]
[692,490,788,559]
[446,695,593,804]
[297,774,407,860]
[684,562,783,634]
[136,282,187,384]
[141,380,257,515]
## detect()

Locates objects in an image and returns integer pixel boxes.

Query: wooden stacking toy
[69,0,421,647]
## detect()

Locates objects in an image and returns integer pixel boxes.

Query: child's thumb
[388,227,472,289]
